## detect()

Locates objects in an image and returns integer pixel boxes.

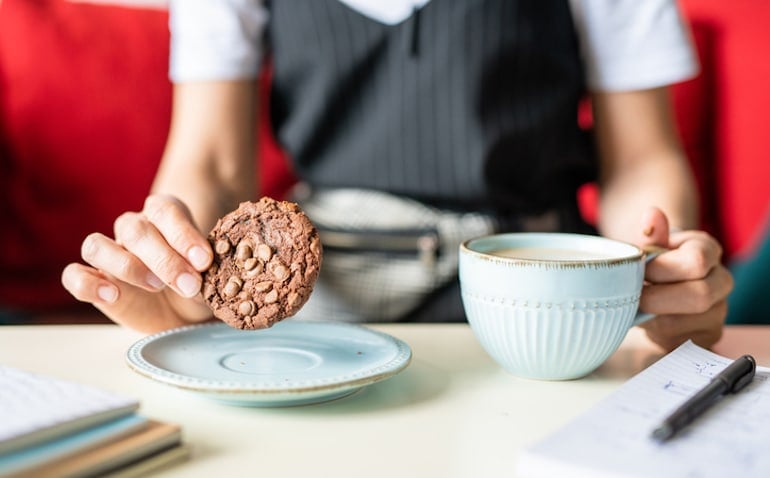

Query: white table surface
[1,323,767,478]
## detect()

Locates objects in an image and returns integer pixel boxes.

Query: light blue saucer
[126,321,412,407]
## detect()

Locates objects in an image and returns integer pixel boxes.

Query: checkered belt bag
[291,187,496,322]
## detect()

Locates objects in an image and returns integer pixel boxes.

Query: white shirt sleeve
[168,0,697,89]
[168,0,267,83]
[570,0,699,92]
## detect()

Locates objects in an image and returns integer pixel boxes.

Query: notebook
[107,444,191,478]
[516,340,770,478]
[0,365,139,455]
[0,365,187,477]
[12,420,187,478]
[0,414,148,477]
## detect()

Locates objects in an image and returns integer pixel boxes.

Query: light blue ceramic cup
[459,233,659,381]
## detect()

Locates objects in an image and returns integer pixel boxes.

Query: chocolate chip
[235,242,253,261]
[264,289,278,304]
[238,300,256,316]
[255,281,272,292]
[310,237,321,257]
[223,277,243,297]
[245,261,264,276]
[215,239,231,255]
[272,264,289,282]
[256,244,273,261]
[228,276,243,287]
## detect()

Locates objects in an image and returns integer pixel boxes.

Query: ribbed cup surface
[462,293,638,380]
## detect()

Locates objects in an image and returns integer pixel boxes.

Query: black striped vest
[267,0,594,229]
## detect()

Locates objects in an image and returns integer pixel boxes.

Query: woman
[62,0,732,351]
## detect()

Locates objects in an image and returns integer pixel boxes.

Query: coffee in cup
[488,247,618,261]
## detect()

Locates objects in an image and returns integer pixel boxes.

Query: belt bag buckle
[318,227,441,267]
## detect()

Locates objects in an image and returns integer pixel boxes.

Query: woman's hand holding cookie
[61,194,215,333]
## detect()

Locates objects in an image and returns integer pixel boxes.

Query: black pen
[651,354,756,442]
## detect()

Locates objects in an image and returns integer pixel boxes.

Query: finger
[640,264,734,315]
[63,263,213,333]
[80,232,165,291]
[61,262,121,306]
[61,263,160,327]
[640,301,727,351]
[667,229,723,253]
[142,194,213,271]
[644,232,723,283]
[61,263,137,326]
[113,212,202,298]
[636,206,670,248]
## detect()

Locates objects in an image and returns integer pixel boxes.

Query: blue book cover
[0,414,148,477]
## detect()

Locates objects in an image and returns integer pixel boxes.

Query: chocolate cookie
[201,198,322,329]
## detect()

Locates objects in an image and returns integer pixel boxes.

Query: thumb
[637,207,670,248]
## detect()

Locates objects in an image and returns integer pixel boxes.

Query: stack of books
[0,365,188,477]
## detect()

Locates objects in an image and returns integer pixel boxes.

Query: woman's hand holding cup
[634,207,733,352]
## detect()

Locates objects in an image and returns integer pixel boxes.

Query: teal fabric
[726,225,770,324]
[0,308,27,325]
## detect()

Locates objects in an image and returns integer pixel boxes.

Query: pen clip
[730,355,756,393]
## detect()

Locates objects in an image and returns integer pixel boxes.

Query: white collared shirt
[168,0,698,92]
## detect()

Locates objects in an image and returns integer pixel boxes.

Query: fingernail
[176,272,200,297]
[146,272,165,290]
[188,246,210,270]
[97,285,118,303]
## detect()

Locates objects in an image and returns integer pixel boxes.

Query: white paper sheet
[517,340,770,478]
[0,366,139,455]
